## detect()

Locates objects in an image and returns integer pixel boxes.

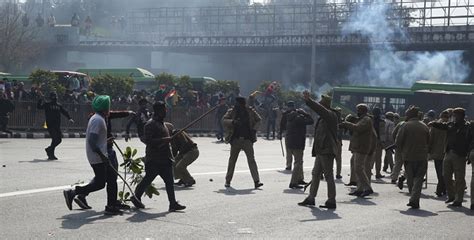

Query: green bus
[76,68,155,90]
[332,81,474,116]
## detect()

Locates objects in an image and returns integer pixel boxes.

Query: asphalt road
[0,137,472,239]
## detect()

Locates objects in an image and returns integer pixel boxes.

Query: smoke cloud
[341,1,471,87]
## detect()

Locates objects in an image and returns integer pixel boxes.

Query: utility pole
[310,0,317,92]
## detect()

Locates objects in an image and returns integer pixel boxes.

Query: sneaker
[49,155,58,160]
[174,179,184,186]
[359,190,372,198]
[131,197,145,209]
[169,202,186,212]
[445,198,455,204]
[104,205,123,215]
[74,195,91,209]
[63,189,75,210]
[184,179,196,187]
[298,198,315,207]
[254,182,264,189]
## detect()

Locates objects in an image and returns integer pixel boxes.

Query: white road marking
[0,165,350,198]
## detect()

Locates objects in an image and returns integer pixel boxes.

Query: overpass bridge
[61,1,474,52]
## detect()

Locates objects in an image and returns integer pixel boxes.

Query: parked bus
[76,68,155,90]
[332,81,474,116]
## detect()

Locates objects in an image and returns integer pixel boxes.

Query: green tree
[175,75,192,89]
[29,69,65,96]
[90,74,134,99]
[155,72,176,87]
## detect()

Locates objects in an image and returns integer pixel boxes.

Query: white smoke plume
[341,1,471,87]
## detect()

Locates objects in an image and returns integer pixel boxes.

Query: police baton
[280,138,285,157]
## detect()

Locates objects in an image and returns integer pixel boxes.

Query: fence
[7,101,291,135]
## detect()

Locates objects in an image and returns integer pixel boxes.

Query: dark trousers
[0,116,12,134]
[135,160,176,205]
[216,120,224,140]
[75,152,118,206]
[47,127,62,154]
[434,159,446,194]
[266,119,275,139]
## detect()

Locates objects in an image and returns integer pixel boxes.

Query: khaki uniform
[223,106,262,184]
[304,98,338,205]
[396,118,430,205]
[391,121,405,182]
[343,114,376,192]
[428,120,447,195]
[370,118,386,177]
[431,120,473,204]
[383,119,395,171]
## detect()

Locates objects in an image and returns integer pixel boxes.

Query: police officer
[165,122,199,187]
[223,96,264,189]
[131,101,186,212]
[125,98,150,142]
[340,104,376,197]
[298,93,338,209]
[383,112,395,173]
[279,101,314,189]
[428,110,449,197]
[395,106,430,209]
[370,107,386,179]
[430,108,474,207]
[37,92,74,160]
[280,101,297,171]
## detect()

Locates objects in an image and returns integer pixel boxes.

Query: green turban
[92,95,110,112]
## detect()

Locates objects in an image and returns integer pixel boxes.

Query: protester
[37,92,74,160]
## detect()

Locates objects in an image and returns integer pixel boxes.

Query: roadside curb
[0,132,307,139]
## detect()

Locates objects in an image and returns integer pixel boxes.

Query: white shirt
[86,113,107,165]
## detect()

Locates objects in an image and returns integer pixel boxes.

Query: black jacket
[143,117,172,165]
[37,99,71,128]
[280,109,314,150]
[107,111,132,148]
[0,98,14,117]
[431,120,474,157]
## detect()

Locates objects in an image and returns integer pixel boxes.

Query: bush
[29,69,65,96]
[155,72,176,87]
[203,80,240,95]
[90,74,134,99]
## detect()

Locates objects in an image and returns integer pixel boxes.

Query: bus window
[389,98,406,114]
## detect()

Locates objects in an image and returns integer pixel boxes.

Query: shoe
[289,184,303,189]
[297,180,308,185]
[285,167,291,171]
[367,188,374,194]
[298,198,315,207]
[344,182,357,186]
[348,191,362,196]
[63,189,75,211]
[174,179,184,186]
[471,204,473,210]
[407,202,420,209]
[104,205,123,215]
[224,182,231,188]
[319,202,336,209]
[49,155,58,160]
[398,176,405,190]
[131,197,145,209]
[74,195,91,209]
[435,191,446,197]
[254,182,264,189]
[445,198,455,204]
[114,201,131,210]
[45,147,56,160]
[359,190,371,198]
[450,202,462,207]
[336,175,343,179]
[169,202,186,212]
[375,174,385,179]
